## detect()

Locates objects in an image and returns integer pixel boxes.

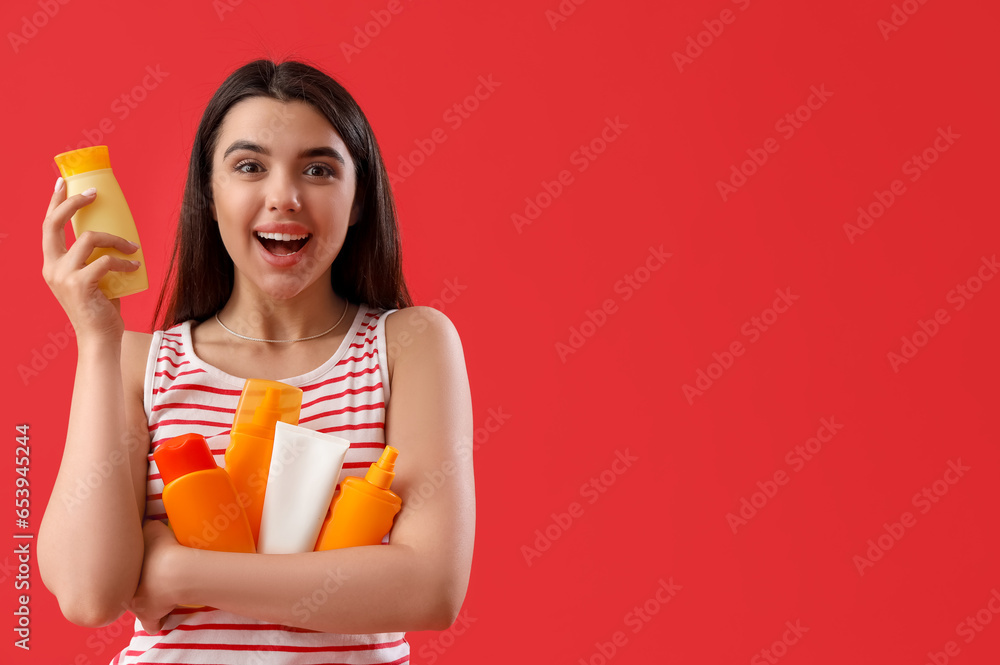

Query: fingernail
[82,187,97,196]
[127,240,139,249]
[54,177,64,192]
[131,260,142,267]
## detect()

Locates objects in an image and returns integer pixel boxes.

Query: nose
[265,170,302,214]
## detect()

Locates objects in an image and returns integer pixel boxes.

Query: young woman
[38,59,475,664]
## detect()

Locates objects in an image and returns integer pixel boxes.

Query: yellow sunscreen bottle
[53,145,147,299]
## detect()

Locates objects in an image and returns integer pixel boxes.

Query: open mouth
[255,231,311,256]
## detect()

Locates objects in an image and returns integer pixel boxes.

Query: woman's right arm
[36,177,148,627]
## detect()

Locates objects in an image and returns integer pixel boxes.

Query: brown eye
[233,159,262,173]
[307,164,336,177]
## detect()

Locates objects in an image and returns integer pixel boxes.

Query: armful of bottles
[52,147,403,600]
[152,379,402,585]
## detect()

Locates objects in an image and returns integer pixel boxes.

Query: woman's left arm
[129,307,475,635]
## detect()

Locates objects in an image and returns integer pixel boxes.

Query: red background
[3,0,999,663]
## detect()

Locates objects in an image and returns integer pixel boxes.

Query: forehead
[215,97,350,160]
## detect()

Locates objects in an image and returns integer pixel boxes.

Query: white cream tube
[257,421,350,554]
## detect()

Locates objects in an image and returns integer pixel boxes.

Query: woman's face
[209,96,358,300]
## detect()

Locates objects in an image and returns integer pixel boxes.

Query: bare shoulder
[378,305,474,623]
[382,306,464,385]
[121,330,155,399]
[121,330,155,522]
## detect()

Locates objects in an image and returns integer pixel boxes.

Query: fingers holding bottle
[42,177,89,261]
[41,178,142,343]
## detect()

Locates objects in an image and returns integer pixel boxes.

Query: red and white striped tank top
[110,302,409,665]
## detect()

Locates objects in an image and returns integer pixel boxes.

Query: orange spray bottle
[153,433,255,609]
[314,446,402,550]
[153,433,256,553]
[224,379,302,546]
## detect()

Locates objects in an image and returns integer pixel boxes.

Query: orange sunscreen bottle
[52,145,147,299]
[224,379,303,546]
[152,433,255,554]
[314,446,402,550]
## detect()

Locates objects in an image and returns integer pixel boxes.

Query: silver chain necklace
[214,299,350,343]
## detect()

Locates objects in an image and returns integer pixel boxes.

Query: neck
[217,274,350,341]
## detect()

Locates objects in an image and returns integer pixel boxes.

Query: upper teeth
[257,232,309,241]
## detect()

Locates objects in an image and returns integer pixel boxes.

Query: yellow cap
[53,145,111,177]
[231,379,303,440]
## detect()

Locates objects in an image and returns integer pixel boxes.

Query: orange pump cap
[153,433,218,486]
[366,446,399,489]
[231,379,302,439]
[54,145,111,177]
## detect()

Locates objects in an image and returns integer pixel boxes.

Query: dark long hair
[151,59,413,331]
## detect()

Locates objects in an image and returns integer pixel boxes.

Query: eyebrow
[223,140,346,166]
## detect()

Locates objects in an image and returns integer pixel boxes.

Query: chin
[255,275,315,300]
